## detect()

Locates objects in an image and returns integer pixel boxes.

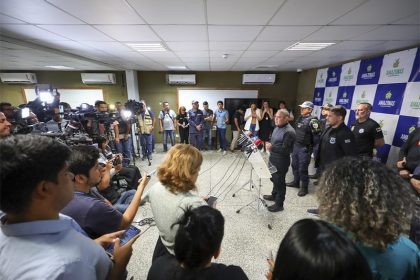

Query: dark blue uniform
[291,115,320,195]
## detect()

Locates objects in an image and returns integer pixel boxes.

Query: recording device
[237,132,264,154]
[21,107,30,119]
[206,196,218,207]
[106,225,141,254]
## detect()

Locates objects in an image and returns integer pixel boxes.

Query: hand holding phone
[206,196,217,207]
[106,225,141,255]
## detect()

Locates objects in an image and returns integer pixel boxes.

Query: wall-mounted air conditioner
[167,74,196,85]
[242,74,276,85]
[81,73,116,84]
[0,73,37,84]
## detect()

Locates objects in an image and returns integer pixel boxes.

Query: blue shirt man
[214,100,229,154]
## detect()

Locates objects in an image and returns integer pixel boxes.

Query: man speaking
[264,109,296,212]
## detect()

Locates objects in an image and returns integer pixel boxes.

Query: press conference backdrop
[312,47,420,166]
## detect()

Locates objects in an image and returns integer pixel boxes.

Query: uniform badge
[351,126,354,131]
[330,137,336,144]
[359,128,364,134]
[376,127,382,132]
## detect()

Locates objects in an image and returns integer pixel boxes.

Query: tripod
[231,150,274,229]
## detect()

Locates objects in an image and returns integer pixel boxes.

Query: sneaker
[309,174,318,179]
[267,204,284,212]
[262,195,275,201]
[222,151,227,155]
[307,208,319,215]
[218,148,222,152]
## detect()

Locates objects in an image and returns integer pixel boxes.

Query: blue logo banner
[392,115,420,147]
[409,48,420,82]
[326,66,342,87]
[372,83,406,114]
[357,56,383,85]
[312,88,325,106]
[346,109,356,127]
[336,86,355,109]
[375,144,391,164]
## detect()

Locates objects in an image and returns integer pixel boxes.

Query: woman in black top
[259,100,274,151]
[176,106,189,144]
[148,206,248,280]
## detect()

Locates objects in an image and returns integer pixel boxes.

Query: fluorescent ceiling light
[126,43,167,52]
[167,65,187,70]
[44,65,75,69]
[285,42,335,51]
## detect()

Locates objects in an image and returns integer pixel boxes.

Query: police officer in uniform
[351,102,384,158]
[263,109,296,212]
[287,101,321,197]
[310,103,333,180]
[316,106,357,171]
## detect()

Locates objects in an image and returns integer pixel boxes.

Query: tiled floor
[128,147,319,280]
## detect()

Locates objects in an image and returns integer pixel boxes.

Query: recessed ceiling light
[167,65,187,70]
[285,42,335,51]
[44,65,75,69]
[126,43,167,52]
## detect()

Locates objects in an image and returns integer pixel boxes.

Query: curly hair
[317,157,414,251]
[157,144,203,193]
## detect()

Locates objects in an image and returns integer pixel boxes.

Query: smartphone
[59,105,64,114]
[106,225,141,254]
[206,196,217,207]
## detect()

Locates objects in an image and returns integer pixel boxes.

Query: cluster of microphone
[237,132,264,154]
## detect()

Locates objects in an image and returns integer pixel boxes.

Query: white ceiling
[0,0,419,71]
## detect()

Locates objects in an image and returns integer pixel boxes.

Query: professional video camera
[26,84,60,123]
[125,99,143,115]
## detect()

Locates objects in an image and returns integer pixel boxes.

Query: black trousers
[152,236,171,263]
[270,156,290,207]
[178,127,189,144]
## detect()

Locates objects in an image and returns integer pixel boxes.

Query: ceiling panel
[207,0,283,25]
[166,42,209,51]
[241,51,278,58]
[327,40,386,51]
[209,41,250,51]
[333,0,420,25]
[248,41,294,51]
[38,25,113,41]
[353,25,420,41]
[392,13,420,24]
[152,25,207,41]
[257,26,320,41]
[304,25,378,41]
[128,0,205,24]
[1,0,83,24]
[208,26,263,41]
[46,0,144,24]
[0,14,25,24]
[270,0,365,25]
[94,25,159,41]
[0,24,69,41]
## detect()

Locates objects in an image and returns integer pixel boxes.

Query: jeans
[163,130,175,151]
[291,144,312,188]
[202,127,212,149]
[250,124,258,137]
[217,127,227,151]
[141,133,153,158]
[189,133,202,150]
[116,135,132,160]
[113,189,136,213]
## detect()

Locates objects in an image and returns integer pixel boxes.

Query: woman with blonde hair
[317,157,420,279]
[142,144,206,261]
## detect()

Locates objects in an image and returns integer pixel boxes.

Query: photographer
[137,101,154,160]
[97,136,142,213]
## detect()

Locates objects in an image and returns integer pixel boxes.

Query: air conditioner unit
[0,73,37,84]
[242,74,276,85]
[167,74,196,85]
[81,73,116,84]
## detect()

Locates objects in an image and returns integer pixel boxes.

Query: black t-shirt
[176,113,189,126]
[147,254,248,280]
[399,127,420,172]
[351,118,384,157]
[231,110,244,131]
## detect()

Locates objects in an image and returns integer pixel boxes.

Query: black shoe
[263,195,275,201]
[286,182,299,188]
[307,208,319,215]
[267,204,284,212]
[309,174,318,179]
[298,187,308,197]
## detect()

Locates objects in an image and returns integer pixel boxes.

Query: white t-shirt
[159,110,176,130]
